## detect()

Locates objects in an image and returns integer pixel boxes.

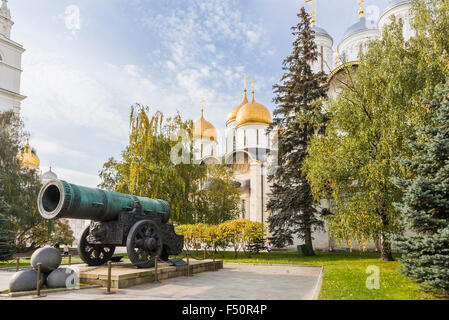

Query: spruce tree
[393,80,449,294]
[0,179,14,261]
[266,7,328,254]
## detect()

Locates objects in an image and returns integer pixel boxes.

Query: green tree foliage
[15,220,75,249]
[99,104,206,224]
[193,164,240,224]
[409,0,449,100]
[303,0,448,261]
[0,111,73,252]
[266,7,328,254]
[393,80,449,294]
[175,220,266,258]
[0,179,14,261]
[99,104,240,225]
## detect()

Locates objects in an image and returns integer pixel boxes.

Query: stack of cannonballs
[9,246,77,292]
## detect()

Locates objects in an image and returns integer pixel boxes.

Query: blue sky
[9,0,391,187]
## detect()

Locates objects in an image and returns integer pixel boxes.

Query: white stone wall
[193,137,218,161]
[378,2,414,41]
[235,124,269,150]
[0,3,25,114]
[0,90,21,113]
[225,121,236,154]
[68,219,90,247]
[337,28,379,64]
[311,34,334,75]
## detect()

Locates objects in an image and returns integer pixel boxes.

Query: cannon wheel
[78,227,115,266]
[126,220,163,268]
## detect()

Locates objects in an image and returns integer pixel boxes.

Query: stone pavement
[0,263,323,300]
[0,270,13,292]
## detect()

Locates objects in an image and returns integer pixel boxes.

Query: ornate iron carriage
[37,180,184,268]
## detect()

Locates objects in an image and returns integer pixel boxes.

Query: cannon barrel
[37,179,170,223]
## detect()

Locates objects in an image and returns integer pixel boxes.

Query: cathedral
[1,0,88,246]
[4,0,416,251]
[0,0,56,185]
[193,0,415,252]
[0,0,24,114]
[193,78,274,227]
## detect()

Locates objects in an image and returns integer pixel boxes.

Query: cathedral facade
[193,0,414,252]
[0,0,25,114]
[193,82,274,232]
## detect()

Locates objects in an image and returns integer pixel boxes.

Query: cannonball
[31,246,62,273]
[46,267,77,289]
[9,270,46,292]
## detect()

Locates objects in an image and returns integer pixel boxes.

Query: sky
[8,0,392,187]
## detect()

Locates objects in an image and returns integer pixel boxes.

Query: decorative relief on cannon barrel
[37,179,184,268]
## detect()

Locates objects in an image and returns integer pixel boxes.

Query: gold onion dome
[236,90,272,127]
[226,89,248,124]
[193,109,218,141]
[17,138,40,168]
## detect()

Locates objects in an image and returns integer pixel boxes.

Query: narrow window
[242,200,246,219]
[256,129,259,146]
[244,130,247,146]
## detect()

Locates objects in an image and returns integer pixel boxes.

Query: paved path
[0,263,323,300]
[0,270,14,292]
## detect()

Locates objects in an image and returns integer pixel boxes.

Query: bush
[176,219,266,258]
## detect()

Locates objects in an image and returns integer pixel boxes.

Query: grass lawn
[196,251,446,300]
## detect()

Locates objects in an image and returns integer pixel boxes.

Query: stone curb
[224,262,323,268]
[310,266,324,300]
[0,285,101,298]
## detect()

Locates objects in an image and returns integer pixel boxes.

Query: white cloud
[21,48,129,141]
[33,138,87,160]
[166,61,176,71]
[52,167,100,188]
[246,29,262,48]
[123,64,141,77]
[205,44,216,53]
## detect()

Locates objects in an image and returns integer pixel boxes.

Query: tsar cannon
[37,180,184,268]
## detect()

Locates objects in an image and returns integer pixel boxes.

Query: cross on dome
[305,0,316,26]
[200,98,205,116]
[358,0,365,17]
[250,78,256,101]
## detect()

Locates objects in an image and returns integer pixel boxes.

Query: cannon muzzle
[37,179,171,223]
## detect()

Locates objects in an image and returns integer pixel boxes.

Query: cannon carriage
[37,179,184,268]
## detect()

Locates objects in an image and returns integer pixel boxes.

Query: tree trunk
[380,231,394,261]
[379,212,394,261]
[304,227,315,256]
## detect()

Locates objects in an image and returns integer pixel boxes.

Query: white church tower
[0,0,25,114]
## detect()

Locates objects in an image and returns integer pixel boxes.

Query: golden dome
[226,89,248,124]
[236,91,272,127]
[193,109,218,141]
[17,139,40,168]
